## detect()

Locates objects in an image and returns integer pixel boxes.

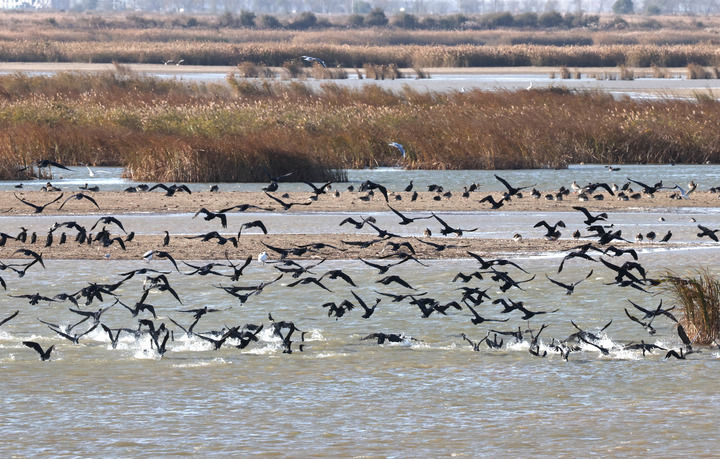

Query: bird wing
[545,274,572,291]
[22,340,45,354]
[0,310,19,327]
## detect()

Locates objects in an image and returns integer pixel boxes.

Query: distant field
[1,12,720,68]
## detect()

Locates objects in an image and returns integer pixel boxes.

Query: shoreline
[0,232,674,261]
[0,189,709,260]
[2,190,719,216]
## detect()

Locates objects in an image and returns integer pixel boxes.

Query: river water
[1,165,719,456]
[4,163,720,192]
[1,249,719,456]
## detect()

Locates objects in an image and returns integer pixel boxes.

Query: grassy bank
[1,70,719,181]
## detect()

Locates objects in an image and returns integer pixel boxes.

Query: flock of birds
[1,160,718,363]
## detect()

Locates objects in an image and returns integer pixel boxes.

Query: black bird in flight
[533,220,565,240]
[627,299,677,323]
[339,216,376,229]
[319,269,357,287]
[387,204,431,225]
[101,324,125,349]
[193,208,228,228]
[287,276,333,292]
[362,332,410,344]
[351,291,381,319]
[14,193,64,213]
[624,308,656,335]
[91,216,126,233]
[47,322,99,344]
[603,245,638,260]
[22,341,54,361]
[58,193,100,210]
[465,302,509,326]
[364,221,401,239]
[225,254,252,281]
[697,224,719,242]
[467,251,528,273]
[572,206,608,225]
[626,177,665,195]
[14,248,45,269]
[239,220,268,235]
[360,181,389,202]
[149,183,192,196]
[545,270,593,295]
[494,174,533,197]
[323,300,354,319]
[143,250,179,271]
[377,275,416,290]
[303,181,333,196]
[413,237,468,252]
[264,191,312,210]
[28,159,71,171]
[431,213,478,237]
[219,203,274,213]
[479,195,506,209]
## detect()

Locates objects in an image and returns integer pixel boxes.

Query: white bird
[143,250,154,262]
[388,142,406,158]
[258,251,268,263]
[85,165,95,177]
[301,56,326,68]
[570,181,581,193]
[526,81,533,90]
[674,183,693,199]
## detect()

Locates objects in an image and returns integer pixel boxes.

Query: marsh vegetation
[1,69,719,181]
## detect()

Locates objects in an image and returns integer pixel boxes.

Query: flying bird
[14,193,64,213]
[388,142,406,158]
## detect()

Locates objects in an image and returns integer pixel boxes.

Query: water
[2,164,720,456]
[1,249,719,456]
[4,163,720,192]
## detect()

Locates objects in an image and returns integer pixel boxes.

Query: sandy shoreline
[0,189,704,260]
[2,189,719,215]
[0,231,671,262]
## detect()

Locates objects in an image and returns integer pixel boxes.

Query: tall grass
[2,71,720,181]
[1,38,720,68]
[662,269,720,345]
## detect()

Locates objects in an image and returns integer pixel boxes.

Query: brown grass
[2,14,720,69]
[662,269,720,345]
[2,70,720,181]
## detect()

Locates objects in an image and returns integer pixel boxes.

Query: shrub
[662,269,720,345]
[514,12,538,28]
[539,11,564,28]
[257,15,282,29]
[288,12,317,30]
[687,63,712,79]
[239,11,256,28]
[391,12,419,29]
[365,8,388,27]
[346,14,364,28]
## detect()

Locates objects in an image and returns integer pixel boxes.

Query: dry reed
[662,269,720,345]
[2,71,720,181]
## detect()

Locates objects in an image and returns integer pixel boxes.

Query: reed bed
[1,71,720,181]
[662,269,720,345]
[1,39,720,68]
